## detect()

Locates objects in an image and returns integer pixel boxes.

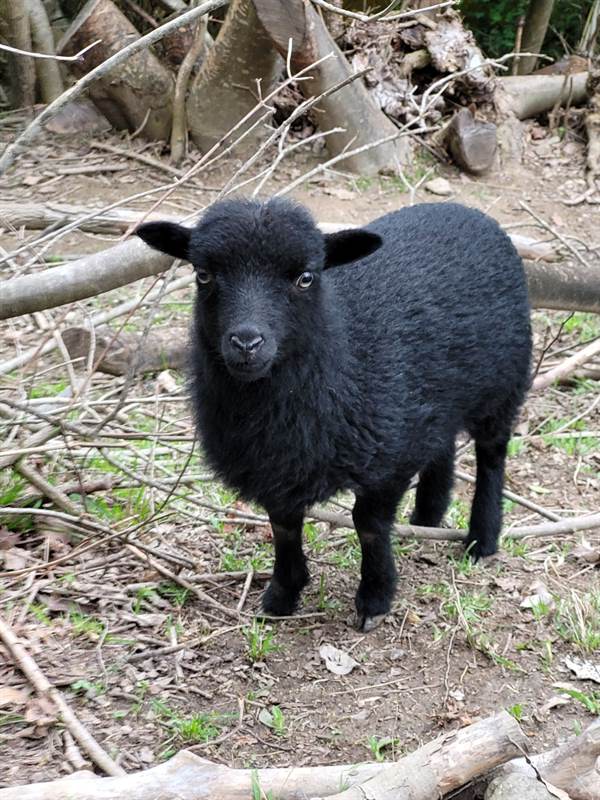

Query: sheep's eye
[195,270,212,286]
[295,271,314,290]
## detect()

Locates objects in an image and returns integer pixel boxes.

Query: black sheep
[137,198,532,631]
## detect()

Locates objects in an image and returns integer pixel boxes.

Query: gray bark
[517,0,556,75]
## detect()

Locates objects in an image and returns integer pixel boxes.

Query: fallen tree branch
[0,0,229,175]
[310,711,526,800]
[500,72,589,119]
[308,508,600,543]
[0,613,125,777]
[532,336,600,390]
[0,711,525,800]
[0,217,579,321]
[496,717,600,800]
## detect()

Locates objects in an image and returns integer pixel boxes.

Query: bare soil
[0,122,599,789]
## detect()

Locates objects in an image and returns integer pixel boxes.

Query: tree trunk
[517,0,556,75]
[1,0,36,108]
[585,68,600,187]
[578,0,600,56]
[500,72,589,119]
[57,0,175,140]
[186,0,282,154]
[170,16,208,164]
[27,0,64,103]
[253,0,409,174]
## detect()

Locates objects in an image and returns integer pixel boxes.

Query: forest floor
[0,120,599,791]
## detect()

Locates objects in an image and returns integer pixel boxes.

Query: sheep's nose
[230,329,264,354]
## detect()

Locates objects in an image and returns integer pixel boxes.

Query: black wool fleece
[137,198,532,631]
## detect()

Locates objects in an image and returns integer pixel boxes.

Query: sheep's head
[136,198,381,382]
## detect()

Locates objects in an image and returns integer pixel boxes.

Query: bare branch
[309,0,455,23]
[0,38,101,62]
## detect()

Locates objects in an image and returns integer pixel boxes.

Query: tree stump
[57,0,175,140]
[186,0,282,153]
[447,108,496,174]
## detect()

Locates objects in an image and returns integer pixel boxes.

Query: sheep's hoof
[354,612,387,632]
[464,535,498,562]
[260,582,298,618]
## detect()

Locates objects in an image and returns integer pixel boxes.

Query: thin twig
[0,614,125,776]
[0,39,101,62]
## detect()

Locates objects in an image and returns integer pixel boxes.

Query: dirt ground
[0,121,599,791]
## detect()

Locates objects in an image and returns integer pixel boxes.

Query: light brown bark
[497,718,600,800]
[27,0,64,102]
[0,712,525,800]
[1,0,36,107]
[186,0,281,153]
[57,0,175,140]
[170,17,208,164]
[500,72,589,119]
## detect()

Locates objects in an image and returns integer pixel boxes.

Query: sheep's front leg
[261,512,309,617]
[353,482,407,632]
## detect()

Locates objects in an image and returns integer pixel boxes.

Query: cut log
[311,712,526,800]
[0,712,526,800]
[253,0,409,174]
[57,0,175,140]
[500,73,589,120]
[186,0,282,153]
[497,718,600,800]
[61,326,189,375]
[446,108,497,174]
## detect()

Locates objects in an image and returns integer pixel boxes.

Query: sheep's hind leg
[261,512,309,617]
[410,443,455,527]
[465,436,510,561]
[353,482,408,632]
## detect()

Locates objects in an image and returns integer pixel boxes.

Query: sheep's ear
[323,229,382,269]
[136,221,191,261]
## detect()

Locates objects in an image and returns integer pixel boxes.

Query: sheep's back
[329,202,531,446]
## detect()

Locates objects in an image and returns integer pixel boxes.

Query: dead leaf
[323,187,355,201]
[564,656,600,684]
[540,695,570,714]
[0,686,29,707]
[520,580,555,612]
[569,539,600,564]
[319,644,359,676]
[2,547,29,571]
[21,174,43,186]
[156,370,178,394]
[0,527,20,551]
[24,695,57,729]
